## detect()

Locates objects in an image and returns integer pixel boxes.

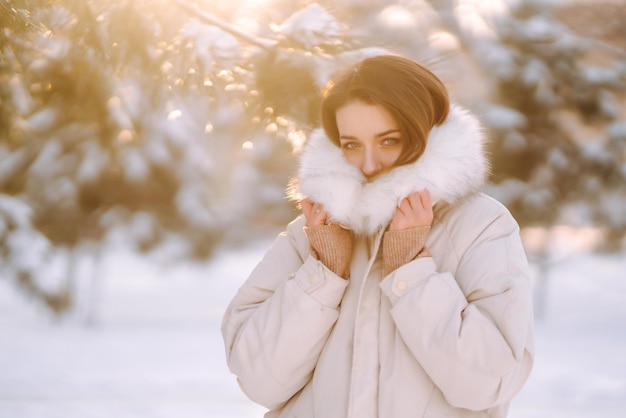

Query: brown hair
[320,55,449,166]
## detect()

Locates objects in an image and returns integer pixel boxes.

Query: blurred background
[1,0,625,417]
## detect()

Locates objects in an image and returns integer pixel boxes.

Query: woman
[222,55,534,418]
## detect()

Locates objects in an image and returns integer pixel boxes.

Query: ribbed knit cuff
[382,225,431,277]
[304,224,353,279]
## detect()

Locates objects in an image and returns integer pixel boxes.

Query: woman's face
[336,100,403,182]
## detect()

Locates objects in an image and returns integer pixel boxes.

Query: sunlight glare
[377,5,416,30]
[118,129,133,143]
[429,31,461,52]
[288,130,306,154]
[167,109,182,120]
[265,123,278,134]
[454,0,509,40]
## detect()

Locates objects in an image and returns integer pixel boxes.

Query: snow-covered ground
[1,233,625,418]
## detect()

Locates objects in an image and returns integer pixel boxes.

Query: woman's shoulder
[437,192,514,220]
[286,214,307,234]
[463,192,514,218]
[435,192,520,242]
[284,214,311,254]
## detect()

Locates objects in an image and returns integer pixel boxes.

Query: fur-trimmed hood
[290,104,490,234]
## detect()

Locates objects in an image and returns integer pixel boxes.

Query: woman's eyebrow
[375,129,401,138]
[339,129,401,140]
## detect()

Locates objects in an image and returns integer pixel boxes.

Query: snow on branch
[173,0,278,51]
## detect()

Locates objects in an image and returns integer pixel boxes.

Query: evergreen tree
[449,0,626,249]
[1,0,624,315]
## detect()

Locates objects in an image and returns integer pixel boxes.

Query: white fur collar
[290,104,490,234]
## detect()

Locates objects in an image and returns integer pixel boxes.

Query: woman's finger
[302,198,328,226]
[407,191,423,210]
[418,189,432,209]
[301,198,313,215]
[397,197,410,215]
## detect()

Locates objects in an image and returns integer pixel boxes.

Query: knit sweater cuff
[382,225,431,277]
[305,224,353,279]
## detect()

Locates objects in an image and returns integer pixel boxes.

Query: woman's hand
[389,189,433,232]
[301,198,328,227]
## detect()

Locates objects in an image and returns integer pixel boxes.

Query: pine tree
[1,0,624,316]
[456,0,626,249]
[0,0,368,314]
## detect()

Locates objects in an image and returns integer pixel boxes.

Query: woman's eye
[382,137,400,146]
[341,142,359,150]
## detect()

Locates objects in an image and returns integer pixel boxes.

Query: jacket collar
[291,104,490,234]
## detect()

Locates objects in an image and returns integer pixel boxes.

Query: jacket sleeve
[379,198,534,411]
[221,216,349,410]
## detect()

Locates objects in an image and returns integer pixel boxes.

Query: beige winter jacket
[222,105,534,417]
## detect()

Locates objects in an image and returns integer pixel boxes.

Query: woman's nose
[361,149,381,178]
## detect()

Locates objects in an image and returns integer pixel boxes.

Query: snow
[121,148,150,183]
[275,3,343,49]
[512,253,626,417]
[1,233,626,417]
[477,103,528,131]
[77,140,109,184]
[0,239,272,418]
[0,194,53,283]
[181,19,242,71]
[608,121,626,143]
[0,147,28,185]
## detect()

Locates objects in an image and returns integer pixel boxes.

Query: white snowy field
[1,232,625,418]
